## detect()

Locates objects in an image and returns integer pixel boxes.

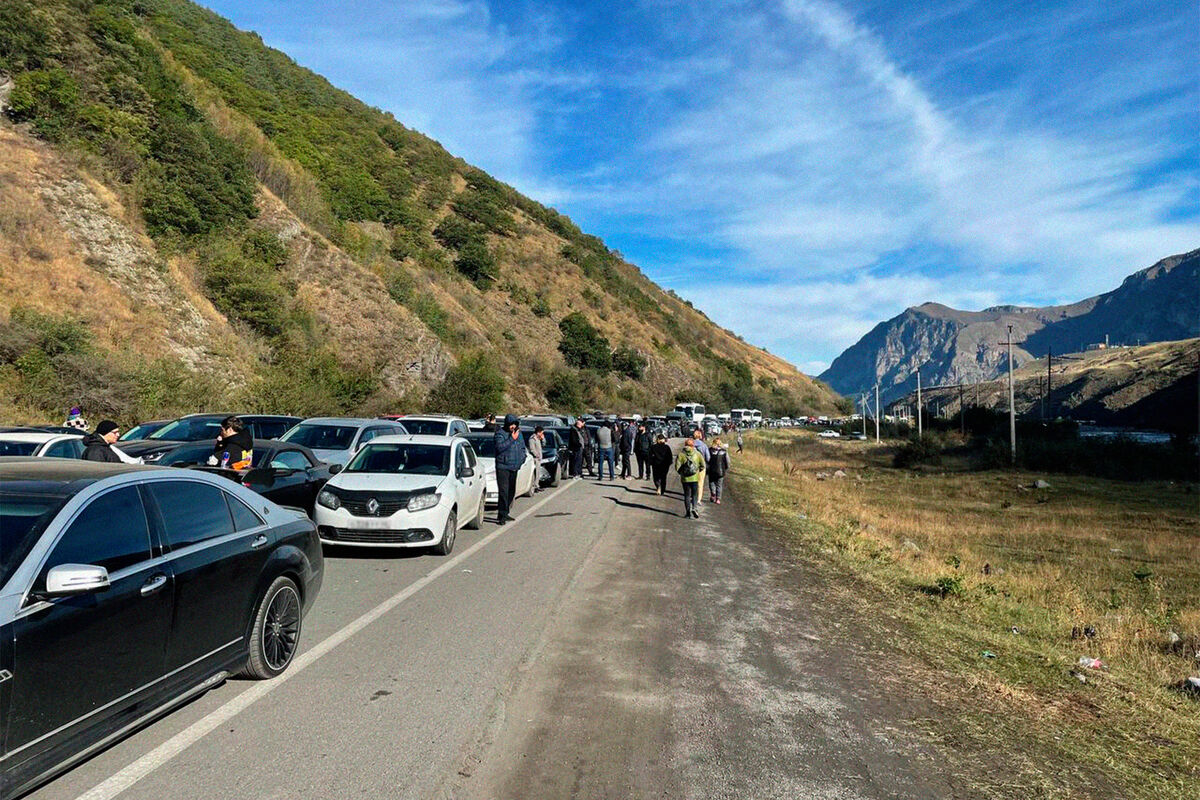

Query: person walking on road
[692,429,710,504]
[81,420,123,462]
[707,437,730,504]
[493,414,526,524]
[675,438,705,518]
[649,434,673,495]
[568,419,588,478]
[594,421,615,480]
[526,425,544,494]
[619,420,635,479]
[634,422,653,480]
[64,406,89,432]
[736,431,744,454]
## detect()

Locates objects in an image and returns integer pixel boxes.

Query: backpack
[677,451,698,477]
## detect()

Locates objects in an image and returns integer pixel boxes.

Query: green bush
[454,240,496,289]
[408,293,449,339]
[893,435,946,468]
[611,346,647,380]
[544,368,583,412]
[426,352,505,418]
[432,215,477,251]
[558,312,611,371]
[531,294,551,317]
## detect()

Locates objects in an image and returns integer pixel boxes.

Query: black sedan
[156,439,340,515]
[0,459,322,799]
[117,413,303,463]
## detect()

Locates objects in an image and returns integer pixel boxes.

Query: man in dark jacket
[649,434,673,495]
[493,413,526,523]
[209,416,254,470]
[633,422,653,480]
[568,418,588,478]
[81,420,123,462]
[618,421,635,479]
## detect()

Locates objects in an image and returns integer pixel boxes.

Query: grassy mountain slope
[0,0,842,423]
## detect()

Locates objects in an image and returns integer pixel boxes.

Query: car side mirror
[41,564,110,599]
[329,463,343,475]
[459,466,475,478]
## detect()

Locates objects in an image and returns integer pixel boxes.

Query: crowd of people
[565,418,733,519]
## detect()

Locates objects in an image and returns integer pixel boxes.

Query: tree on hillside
[426,352,505,418]
[558,312,612,371]
[611,345,647,380]
[544,368,583,412]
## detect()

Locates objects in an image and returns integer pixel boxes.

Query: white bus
[673,402,706,427]
[730,408,749,426]
[748,409,763,427]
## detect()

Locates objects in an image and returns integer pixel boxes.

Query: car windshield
[464,435,496,458]
[281,423,357,450]
[345,443,449,475]
[120,422,164,441]
[148,417,223,442]
[0,440,39,456]
[400,419,449,436]
[156,443,218,466]
[1,492,67,587]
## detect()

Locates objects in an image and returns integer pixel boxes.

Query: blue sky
[202,0,1197,374]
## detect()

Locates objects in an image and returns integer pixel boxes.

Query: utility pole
[1005,325,1016,466]
[1047,347,1052,419]
[861,394,867,438]
[874,384,880,442]
[916,369,923,438]
[958,383,965,435]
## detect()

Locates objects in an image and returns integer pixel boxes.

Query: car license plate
[348,517,396,530]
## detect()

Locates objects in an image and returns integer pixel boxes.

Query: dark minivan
[0,459,322,799]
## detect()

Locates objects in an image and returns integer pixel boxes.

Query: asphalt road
[28,453,952,800]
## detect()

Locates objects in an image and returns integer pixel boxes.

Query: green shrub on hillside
[544,368,583,412]
[426,352,505,418]
[454,240,497,289]
[611,346,647,380]
[558,312,611,371]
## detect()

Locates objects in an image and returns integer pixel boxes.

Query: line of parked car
[0,408,610,798]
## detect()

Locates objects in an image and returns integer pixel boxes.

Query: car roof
[174,413,299,421]
[295,417,399,426]
[0,432,71,444]
[397,414,462,421]
[0,457,158,487]
[365,434,459,446]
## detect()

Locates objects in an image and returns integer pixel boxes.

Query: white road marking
[74,480,580,800]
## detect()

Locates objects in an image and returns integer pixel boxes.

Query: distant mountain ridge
[819,250,1200,403]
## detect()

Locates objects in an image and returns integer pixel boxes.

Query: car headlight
[407,492,440,512]
[317,490,341,510]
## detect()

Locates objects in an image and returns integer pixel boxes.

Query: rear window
[464,435,496,458]
[0,440,39,457]
[281,424,356,450]
[0,492,67,587]
[398,419,448,436]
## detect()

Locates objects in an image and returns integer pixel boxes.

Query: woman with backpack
[674,438,705,518]
[707,437,730,504]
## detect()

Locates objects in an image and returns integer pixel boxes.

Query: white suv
[313,435,485,554]
[0,431,85,459]
[388,415,470,437]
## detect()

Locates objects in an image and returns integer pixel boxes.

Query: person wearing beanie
[64,406,89,432]
[82,420,124,462]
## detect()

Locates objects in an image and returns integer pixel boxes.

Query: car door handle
[250,534,269,549]
[140,574,167,597]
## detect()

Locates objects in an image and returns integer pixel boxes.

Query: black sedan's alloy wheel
[241,576,302,679]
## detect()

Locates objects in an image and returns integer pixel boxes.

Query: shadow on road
[604,496,677,516]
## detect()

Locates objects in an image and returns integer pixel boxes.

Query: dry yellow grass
[733,428,1199,799]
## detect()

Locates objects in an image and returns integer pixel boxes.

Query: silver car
[277,418,408,466]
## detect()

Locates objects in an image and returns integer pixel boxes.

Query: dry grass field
[733,428,1199,799]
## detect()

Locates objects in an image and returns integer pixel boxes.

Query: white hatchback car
[313,435,485,554]
[818,429,841,438]
[461,432,536,507]
[0,431,85,459]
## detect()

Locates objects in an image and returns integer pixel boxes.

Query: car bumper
[314,504,449,547]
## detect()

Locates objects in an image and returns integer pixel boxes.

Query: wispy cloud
[202,0,1197,369]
